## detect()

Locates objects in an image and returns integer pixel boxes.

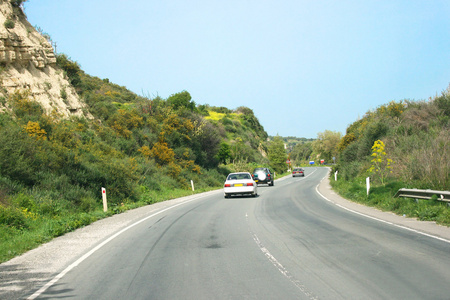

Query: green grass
[329,176,450,226]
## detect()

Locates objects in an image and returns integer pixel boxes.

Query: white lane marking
[27,192,217,299]
[246,214,318,299]
[315,177,450,244]
[250,231,318,299]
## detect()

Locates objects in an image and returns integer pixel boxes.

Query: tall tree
[216,142,231,164]
[290,142,313,164]
[268,136,287,174]
[312,130,341,162]
[167,91,195,111]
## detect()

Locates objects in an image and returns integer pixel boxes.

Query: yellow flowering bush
[24,121,47,141]
[149,141,175,165]
[368,140,393,185]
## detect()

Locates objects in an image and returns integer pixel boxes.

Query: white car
[223,172,258,198]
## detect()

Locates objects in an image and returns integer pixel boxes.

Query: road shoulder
[317,169,450,242]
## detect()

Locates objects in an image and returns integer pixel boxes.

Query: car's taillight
[224,184,231,187]
[247,183,254,186]
[267,174,271,177]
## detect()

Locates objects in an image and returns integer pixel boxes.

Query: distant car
[292,167,305,177]
[224,172,258,198]
[252,167,274,186]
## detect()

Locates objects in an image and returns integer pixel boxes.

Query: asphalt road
[2,167,450,299]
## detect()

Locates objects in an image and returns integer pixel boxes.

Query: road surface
[2,167,450,299]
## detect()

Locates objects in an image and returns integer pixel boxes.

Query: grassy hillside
[0,54,272,262]
[332,88,450,225]
[203,106,268,164]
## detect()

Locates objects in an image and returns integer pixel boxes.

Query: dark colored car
[292,167,305,177]
[252,167,274,186]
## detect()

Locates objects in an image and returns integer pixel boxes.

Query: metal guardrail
[394,188,450,203]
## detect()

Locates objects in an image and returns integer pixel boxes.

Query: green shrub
[436,208,450,225]
[56,54,82,88]
[211,106,232,114]
[0,206,28,229]
[0,176,22,198]
[113,136,139,154]
[60,88,67,101]
[221,117,233,126]
[416,201,442,221]
[9,91,45,120]
[0,126,40,186]
[11,193,36,212]
[339,140,359,163]
[342,161,365,180]
[167,90,195,111]
[35,195,65,216]
[79,196,98,212]
[43,218,67,237]
[4,19,14,29]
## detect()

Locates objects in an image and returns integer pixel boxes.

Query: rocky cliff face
[0,0,89,118]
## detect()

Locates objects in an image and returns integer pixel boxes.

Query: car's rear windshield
[228,174,251,180]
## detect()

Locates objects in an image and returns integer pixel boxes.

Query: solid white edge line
[315,175,450,245]
[27,192,215,299]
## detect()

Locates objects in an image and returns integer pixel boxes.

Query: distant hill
[268,136,315,151]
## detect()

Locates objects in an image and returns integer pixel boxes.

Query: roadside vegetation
[0,54,290,263]
[330,88,450,225]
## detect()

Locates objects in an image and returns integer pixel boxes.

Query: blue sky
[24,1,450,138]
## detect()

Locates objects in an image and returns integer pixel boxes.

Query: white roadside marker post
[102,187,108,212]
[366,177,370,196]
[191,180,195,192]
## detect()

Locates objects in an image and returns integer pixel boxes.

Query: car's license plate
[254,180,258,182]
[234,184,243,187]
